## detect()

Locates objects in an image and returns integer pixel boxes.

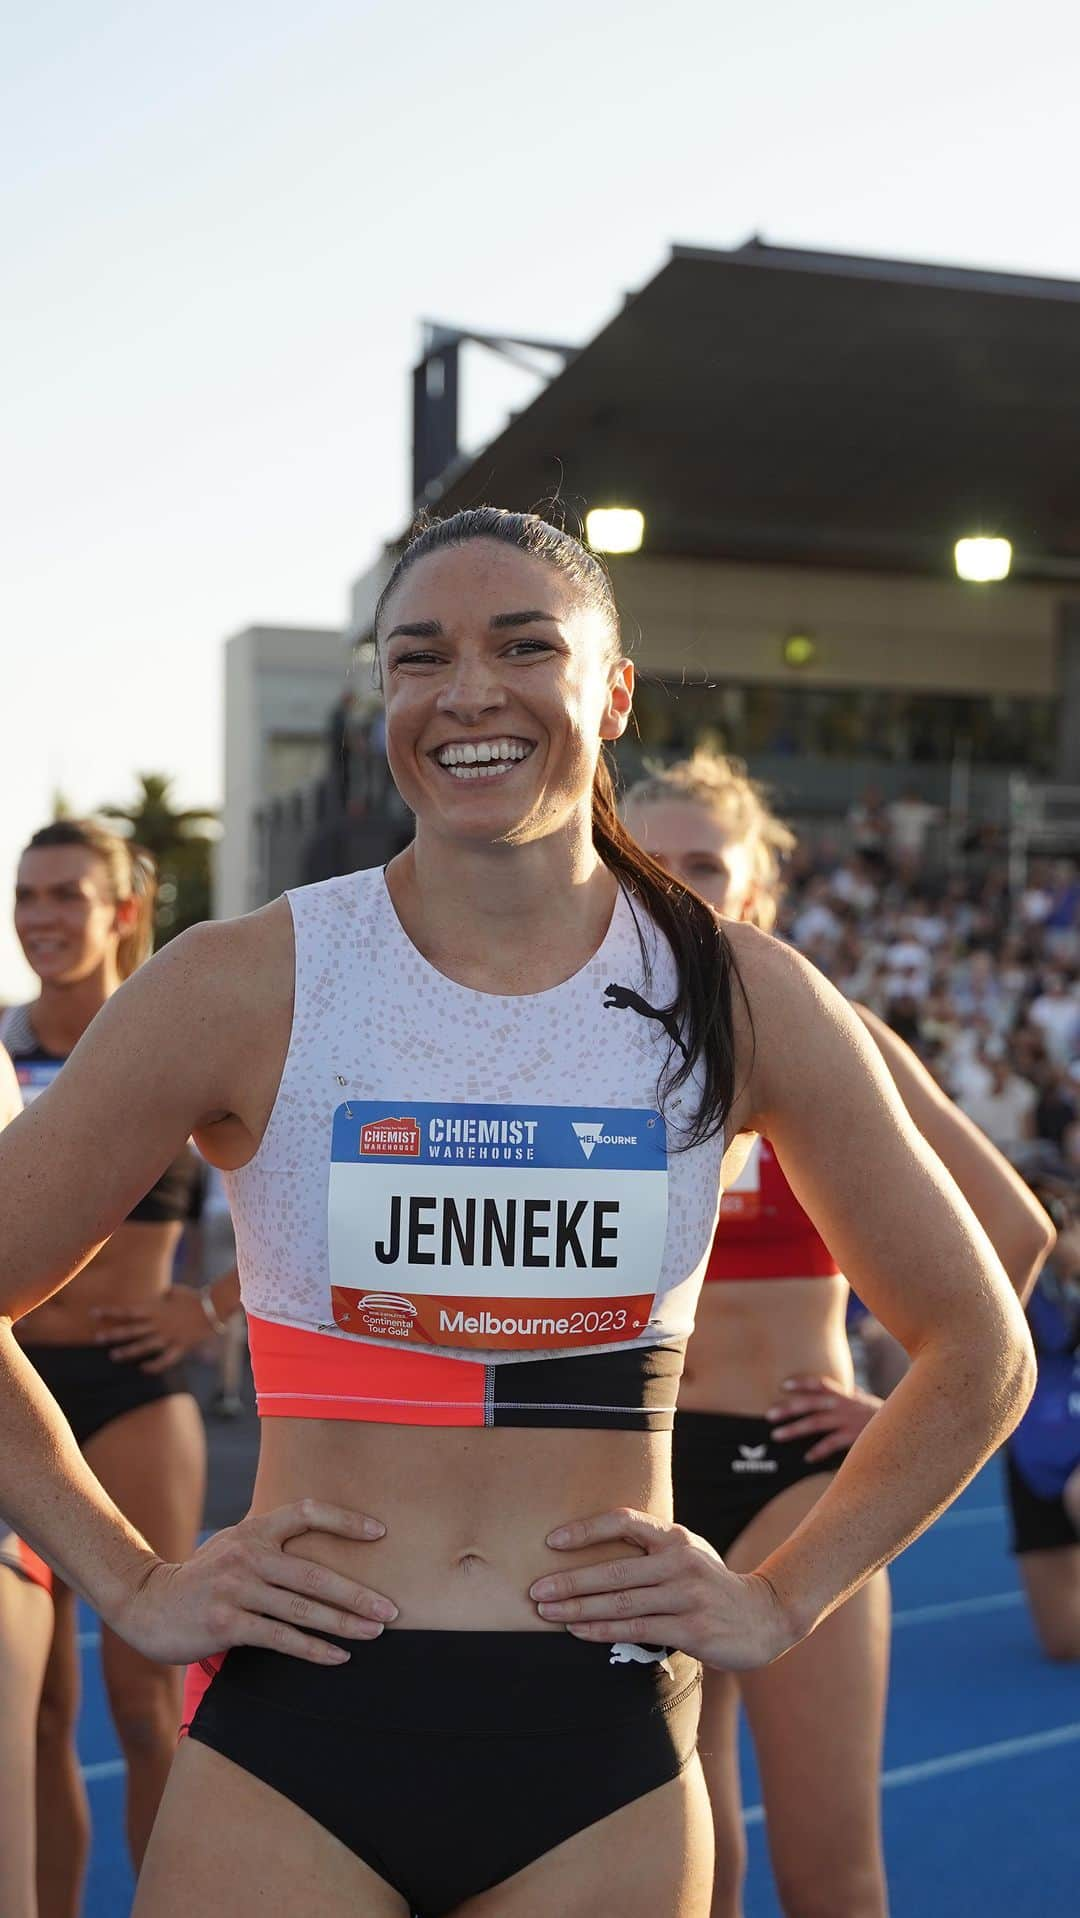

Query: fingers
[779,1373,843,1394]
[258,1499,387,1546]
[530,1553,669,1606]
[769,1413,845,1442]
[107,1334,167,1362]
[804,1433,850,1463]
[565,1616,683,1646]
[767,1391,837,1419]
[545,1508,670,1553]
[140,1345,185,1373]
[233,1575,393,1641]
[227,1615,354,1665]
[254,1548,398,1625]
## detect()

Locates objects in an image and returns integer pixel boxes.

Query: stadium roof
[421,241,1080,581]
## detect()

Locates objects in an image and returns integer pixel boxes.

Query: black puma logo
[603,983,689,1063]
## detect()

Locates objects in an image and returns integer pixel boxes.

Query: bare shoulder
[0,1043,20,1129]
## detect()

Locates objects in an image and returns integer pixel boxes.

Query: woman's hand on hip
[114,1500,397,1665]
[529,1508,796,1671]
[92,1288,217,1372]
[767,1374,882,1461]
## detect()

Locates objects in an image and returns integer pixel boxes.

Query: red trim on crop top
[705,1139,839,1282]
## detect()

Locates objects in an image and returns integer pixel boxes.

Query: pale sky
[3,0,1077,996]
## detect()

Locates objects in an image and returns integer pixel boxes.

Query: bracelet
[199,1286,229,1336]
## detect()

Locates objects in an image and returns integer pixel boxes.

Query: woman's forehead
[17,845,105,889]
[383,540,577,626]
[626,795,743,851]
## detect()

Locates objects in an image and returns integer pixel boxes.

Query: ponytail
[592,752,747,1148]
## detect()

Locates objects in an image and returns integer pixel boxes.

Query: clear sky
[3,0,1077,996]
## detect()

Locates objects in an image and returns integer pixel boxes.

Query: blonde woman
[624,753,1054,1918]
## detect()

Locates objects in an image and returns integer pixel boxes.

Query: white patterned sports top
[229,868,727,1430]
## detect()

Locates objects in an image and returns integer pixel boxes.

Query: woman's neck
[30,963,120,1055]
[388,822,618,994]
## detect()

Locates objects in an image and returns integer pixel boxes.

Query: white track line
[742,1721,1080,1826]
[891,1590,1024,1628]
[81,1758,126,1784]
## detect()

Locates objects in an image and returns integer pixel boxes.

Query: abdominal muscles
[256,1419,671,1631]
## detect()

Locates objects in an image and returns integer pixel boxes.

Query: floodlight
[585,508,645,555]
[954,536,1012,583]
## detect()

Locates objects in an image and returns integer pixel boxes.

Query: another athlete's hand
[528,1508,796,1671]
[767,1374,882,1461]
[113,1500,397,1666]
[93,1288,219,1372]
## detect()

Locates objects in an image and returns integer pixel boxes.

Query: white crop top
[228,868,727,1430]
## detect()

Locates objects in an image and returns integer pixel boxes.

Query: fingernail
[537,1602,560,1617]
[326,1647,350,1663]
[373,1600,397,1621]
[783,1378,798,1389]
[362,1518,386,1538]
[547,1528,571,1547]
[766,1407,782,1420]
[531,1578,556,1599]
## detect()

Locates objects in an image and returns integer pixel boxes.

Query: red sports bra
[705,1138,839,1282]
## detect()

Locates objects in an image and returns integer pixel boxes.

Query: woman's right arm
[0,914,396,1665]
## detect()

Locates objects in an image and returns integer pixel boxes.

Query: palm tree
[98,774,220,944]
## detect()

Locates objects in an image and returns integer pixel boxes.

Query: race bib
[328,1100,668,1352]
[721,1137,762,1221]
[15,1060,62,1107]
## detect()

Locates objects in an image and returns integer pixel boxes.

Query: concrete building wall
[607,554,1059,696]
[216,624,346,921]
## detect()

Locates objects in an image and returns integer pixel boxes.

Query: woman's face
[622,796,760,921]
[378,540,632,848]
[14,847,123,984]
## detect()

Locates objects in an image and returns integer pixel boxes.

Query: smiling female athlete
[1,820,206,1915]
[621,753,1054,1917]
[0,512,1035,1918]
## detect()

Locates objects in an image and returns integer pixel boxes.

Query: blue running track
[77,1466,1080,1915]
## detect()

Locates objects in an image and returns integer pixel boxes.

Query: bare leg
[1017,1546,1080,1661]
[134,1738,410,1917]
[85,1392,206,1868]
[695,1669,747,1918]
[727,1478,891,1918]
[459,1762,715,1917]
[35,1579,90,1918]
[0,1568,53,1918]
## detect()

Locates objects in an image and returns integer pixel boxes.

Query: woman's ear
[113,896,139,935]
[600,659,635,742]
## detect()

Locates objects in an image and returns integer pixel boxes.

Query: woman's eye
[506,639,554,657]
[392,651,444,668]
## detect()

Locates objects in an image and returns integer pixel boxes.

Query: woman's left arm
[853,1003,1055,1302]
[533,928,1036,1666]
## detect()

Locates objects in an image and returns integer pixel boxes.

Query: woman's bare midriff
[678,1274,854,1415]
[16,1222,184,1345]
[256,1419,672,1631]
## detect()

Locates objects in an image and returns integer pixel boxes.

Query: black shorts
[186,1628,701,1916]
[21,1342,192,1449]
[1004,1447,1079,1556]
[673,1410,845,1558]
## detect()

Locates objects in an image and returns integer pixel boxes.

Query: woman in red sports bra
[625,753,1055,1918]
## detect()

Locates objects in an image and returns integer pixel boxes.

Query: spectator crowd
[775,790,1080,1180]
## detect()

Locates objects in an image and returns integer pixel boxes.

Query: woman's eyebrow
[385,611,559,640]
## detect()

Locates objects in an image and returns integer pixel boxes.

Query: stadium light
[585,507,645,555]
[783,632,817,668]
[954,536,1012,583]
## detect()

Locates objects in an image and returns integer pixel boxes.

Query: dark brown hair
[22,820,157,981]
[374,508,749,1147]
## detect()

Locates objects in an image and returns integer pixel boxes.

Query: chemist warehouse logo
[359,1117,420,1158]
[571,1121,639,1161]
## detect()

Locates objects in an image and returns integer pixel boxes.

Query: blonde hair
[624,751,795,932]
[22,820,158,980]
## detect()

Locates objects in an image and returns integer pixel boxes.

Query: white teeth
[435,738,534,771]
